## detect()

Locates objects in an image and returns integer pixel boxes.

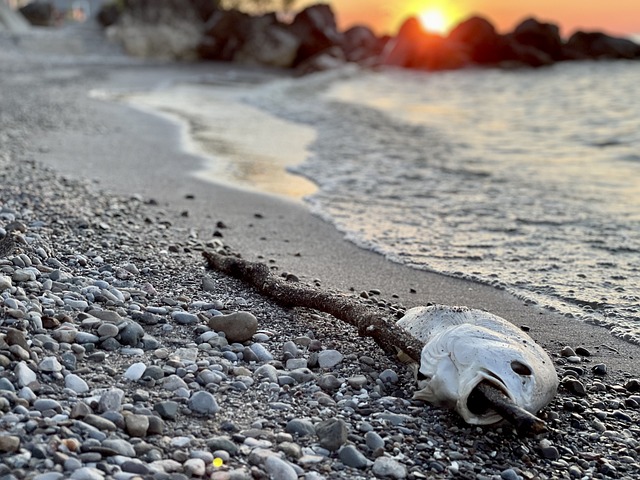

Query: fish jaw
[412,359,519,425]
[456,368,518,425]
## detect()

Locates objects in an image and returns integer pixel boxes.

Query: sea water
[128,61,640,345]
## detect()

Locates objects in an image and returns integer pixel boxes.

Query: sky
[295,0,640,37]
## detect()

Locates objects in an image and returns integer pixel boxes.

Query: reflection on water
[241,61,640,344]
[124,83,317,200]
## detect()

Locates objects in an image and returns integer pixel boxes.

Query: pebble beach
[1,22,640,480]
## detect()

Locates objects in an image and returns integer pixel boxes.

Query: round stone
[125,414,149,437]
[65,374,89,394]
[285,419,316,437]
[97,323,119,338]
[339,445,372,469]
[120,322,144,346]
[264,456,297,480]
[379,369,399,384]
[188,391,220,415]
[318,350,343,369]
[171,311,200,325]
[365,431,385,451]
[249,343,273,362]
[372,456,407,479]
[208,311,258,343]
[124,362,147,381]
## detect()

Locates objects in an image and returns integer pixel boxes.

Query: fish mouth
[463,372,515,424]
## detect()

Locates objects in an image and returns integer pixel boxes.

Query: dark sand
[25,58,640,379]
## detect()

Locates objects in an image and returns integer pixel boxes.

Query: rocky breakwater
[381,15,640,70]
[0,154,639,478]
[99,1,386,73]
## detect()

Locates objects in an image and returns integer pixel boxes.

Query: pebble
[264,456,298,480]
[124,362,147,381]
[372,456,407,479]
[318,349,343,368]
[208,311,258,342]
[65,373,89,393]
[315,418,348,451]
[365,431,385,451]
[171,311,200,325]
[286,418,316,437]
[188,391,219,415]
[249,343,273,362]
[339,445,372,468]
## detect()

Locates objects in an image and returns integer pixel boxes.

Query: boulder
[19,1,56,27]
[381,17,469,71]
[342,25,383,63]
[566,31,640,59]
[197,9,252,61]
[380,17,429,68]
[234,15,301,68]
[512,17,564,60]
[288,3,343,65]
[448,16,509,64]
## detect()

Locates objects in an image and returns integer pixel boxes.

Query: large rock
[381,17,469,71]
[19,1,56,27]
[566,31,640,59]
[448,16,509,64]
[197,9,252,61]
[342,25,384,63]
[288,3,343,65]
[234,14,301,68]
[512,17,564,60]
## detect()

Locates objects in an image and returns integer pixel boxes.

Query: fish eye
[511,361,532,376]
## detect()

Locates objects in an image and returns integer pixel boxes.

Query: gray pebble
[65,373,89,394]
[379,369,399,384]
[250,343,273,362]
[318,349,343,368]
[188,391,219,415]
[339,444,372,469]
[264,456,297,480]
[315,418,348,451]
[372,456,407,479]
[286,418,316,437]
[365,431,385,451]
[208,311,258,343]
[171,311,200,325]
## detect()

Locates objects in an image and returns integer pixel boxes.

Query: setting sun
[419,8,448,34]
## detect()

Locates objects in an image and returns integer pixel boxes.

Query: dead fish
[397,305,558,426]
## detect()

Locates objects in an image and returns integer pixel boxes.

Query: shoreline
[1,26,640,479]
[31,60,640,374]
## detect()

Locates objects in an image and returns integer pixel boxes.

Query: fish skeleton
[397,305,559,425]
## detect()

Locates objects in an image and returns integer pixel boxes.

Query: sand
[5,22,639,377]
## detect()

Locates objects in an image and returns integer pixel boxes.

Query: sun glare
[419,8,448,34]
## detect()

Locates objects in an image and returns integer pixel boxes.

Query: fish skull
[399,306,558,425]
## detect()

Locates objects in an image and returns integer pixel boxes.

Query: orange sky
[296,0,640,37]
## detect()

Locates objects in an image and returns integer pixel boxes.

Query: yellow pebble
[212,457,224,468]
